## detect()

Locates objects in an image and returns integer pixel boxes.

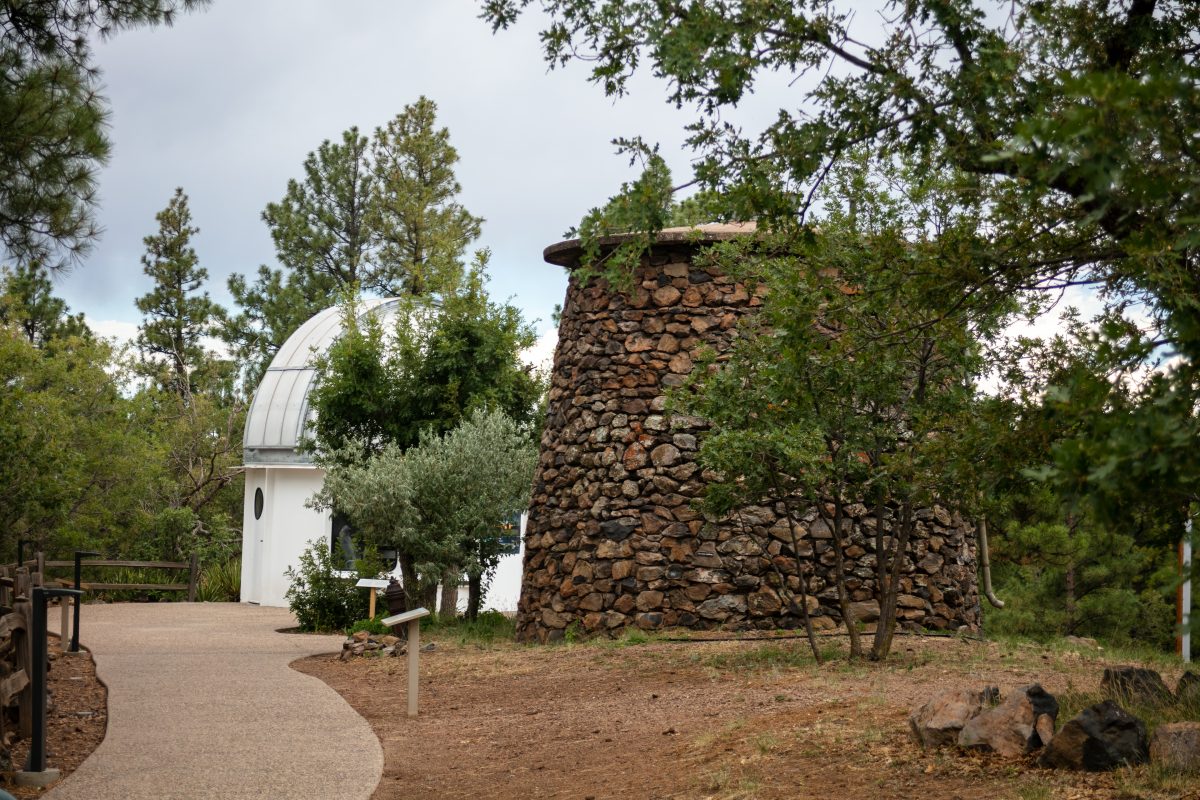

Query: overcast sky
[56,0,795,359]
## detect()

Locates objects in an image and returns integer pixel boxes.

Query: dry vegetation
[296,630,1199,800]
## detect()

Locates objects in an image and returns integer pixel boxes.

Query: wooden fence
[44,555,199,602]
[0,559,44,751]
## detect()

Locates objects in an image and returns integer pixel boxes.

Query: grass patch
[598,627,652,648]
[704,642,816,672]
[1113,762,1200,799]
[1014,783,1052,800]
[421,610,515,646]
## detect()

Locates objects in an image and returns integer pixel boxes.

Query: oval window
[254,487,264,520]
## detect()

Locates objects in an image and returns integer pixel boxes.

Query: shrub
[197,557,241,602]
[284,540,368,632]
[347,616,390,636]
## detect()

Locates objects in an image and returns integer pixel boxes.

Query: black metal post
[69,551,99,653]
[26,586,81,774]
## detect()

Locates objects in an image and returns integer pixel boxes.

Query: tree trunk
[872,499,915,661]
[467,573,483,621]
[870,491,890,660]
[397,552,421,609]
[439,568,460,622]
[823,494,862,659]
[422,581,438,613]
[775,499,822,664]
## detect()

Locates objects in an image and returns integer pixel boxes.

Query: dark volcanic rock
[1176,670,1200,704]
[1040,701,1149,771]
[1101,666,1174,706]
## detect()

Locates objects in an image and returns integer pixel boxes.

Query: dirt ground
[4,633,107,798]
[295,632,1200,800]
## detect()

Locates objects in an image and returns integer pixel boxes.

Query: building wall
[240,466,329,607]
[517,244,981,642]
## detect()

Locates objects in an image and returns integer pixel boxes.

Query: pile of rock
[339,630,404,660]
[909,667,1200,772]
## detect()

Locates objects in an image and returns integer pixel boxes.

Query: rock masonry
[517,226,981,642]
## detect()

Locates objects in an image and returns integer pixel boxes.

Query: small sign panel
[382,607,431,627]
[355,578,390,589]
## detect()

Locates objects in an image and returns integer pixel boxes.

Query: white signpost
[355,577,390,619]
[381,607,431,717]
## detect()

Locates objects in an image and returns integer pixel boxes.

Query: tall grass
[197,558,241,602]
[420,610,514,645]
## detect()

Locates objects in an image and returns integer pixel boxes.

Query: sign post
[381,607,431,717]
[355,577,390,619]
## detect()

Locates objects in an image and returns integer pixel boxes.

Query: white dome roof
[243,298,403,466]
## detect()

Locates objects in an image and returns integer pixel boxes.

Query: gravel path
[46,603,381,800]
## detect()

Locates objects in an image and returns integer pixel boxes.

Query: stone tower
[517,224,980,642]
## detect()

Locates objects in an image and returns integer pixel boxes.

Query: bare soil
[295,632,1199,800]
[4,634,107,797]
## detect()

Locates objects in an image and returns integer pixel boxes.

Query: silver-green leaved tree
[313,408,536,618]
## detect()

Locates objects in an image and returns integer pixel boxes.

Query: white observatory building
[239,298,402,607]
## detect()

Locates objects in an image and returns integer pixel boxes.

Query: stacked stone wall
[517,243,980,642]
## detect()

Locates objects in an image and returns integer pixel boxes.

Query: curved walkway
[46,603,382,800]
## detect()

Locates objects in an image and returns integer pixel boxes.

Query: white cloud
[521,327,558,375]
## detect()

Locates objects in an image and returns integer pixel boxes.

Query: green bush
[284,540,368,632]
[347,616,390,636]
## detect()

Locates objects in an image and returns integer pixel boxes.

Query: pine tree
[1,1,209,268]
[135,188,218,399]
[371,96,483,297]
[0,261,90,345]
[223,96,483,390]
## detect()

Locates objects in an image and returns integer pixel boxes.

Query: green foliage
[680,161,1003,660]
[0,1,209,267]
[371,97,483,297]
[308,261,544,458]
[313,408,537,614]
[284,540,369,633]
[347,616,390,636]
[135,187,224,398]
[197,557,241,603]
[0,261,89,344]
[222,96,482,389]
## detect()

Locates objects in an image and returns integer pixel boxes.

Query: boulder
[1150,721,1200,773]
[1176,671,1200,704]
[958,684,1059,757]
[1101,666,1174,706]
[1039,700,1148,771]
[908,687,998,748]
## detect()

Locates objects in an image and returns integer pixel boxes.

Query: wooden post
[14,598,30,739]
[381,607,430,718]
[407,620,420,717]
[187,553,198,602]
[355,578,388,618]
